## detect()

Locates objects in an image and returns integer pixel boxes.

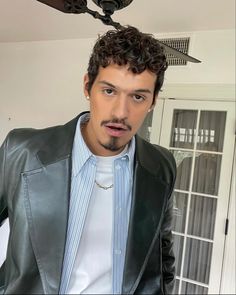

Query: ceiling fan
[36,0,201,63]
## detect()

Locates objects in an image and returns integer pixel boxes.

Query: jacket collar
[37,113,86,166]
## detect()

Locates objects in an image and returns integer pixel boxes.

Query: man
[0,26,176,294]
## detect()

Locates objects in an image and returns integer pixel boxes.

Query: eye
[133,94,145,102]
[103,88,115,96]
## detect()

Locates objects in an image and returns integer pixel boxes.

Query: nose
[111,95,129,120]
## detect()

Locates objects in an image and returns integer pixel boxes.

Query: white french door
[150,99,235,294]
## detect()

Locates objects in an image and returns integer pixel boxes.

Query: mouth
[104,123,129,137]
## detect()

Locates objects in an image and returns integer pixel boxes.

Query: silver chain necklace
[95,180,113,190]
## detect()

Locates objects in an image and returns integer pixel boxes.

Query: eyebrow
[99,80,152,94]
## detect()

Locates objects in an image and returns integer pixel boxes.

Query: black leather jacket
[0,114,176,294]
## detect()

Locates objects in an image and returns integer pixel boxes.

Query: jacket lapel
[23,116,79,294]
[122,137,170,294]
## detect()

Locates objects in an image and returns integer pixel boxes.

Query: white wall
[0,29,235,267]
[0,37,95,143]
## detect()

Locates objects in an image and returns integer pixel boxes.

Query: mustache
[101,118,132,131]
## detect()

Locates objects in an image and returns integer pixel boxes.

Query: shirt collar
[72,114,93,177]
[72,113,136,177]
[119,135,135,174]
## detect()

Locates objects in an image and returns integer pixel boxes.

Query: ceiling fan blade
[156,39,201,63]
[36,0,68,12]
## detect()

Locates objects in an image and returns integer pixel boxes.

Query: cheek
[90,101,108,125]
[90,98,100,115]
[93,104,113,122]
[132,111,148,127]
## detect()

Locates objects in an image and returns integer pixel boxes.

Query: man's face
[83,63,157,156]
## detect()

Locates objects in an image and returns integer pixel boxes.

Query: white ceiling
[0,0,235,42]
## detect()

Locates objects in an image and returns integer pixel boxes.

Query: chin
[100,137,128,152]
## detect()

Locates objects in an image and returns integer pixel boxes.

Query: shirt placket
[59,157,97,294]
[112,156,129,294]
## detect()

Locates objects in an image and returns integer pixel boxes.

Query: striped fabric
[59,114,135,294]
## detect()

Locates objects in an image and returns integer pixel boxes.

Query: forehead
[95,63,157,92]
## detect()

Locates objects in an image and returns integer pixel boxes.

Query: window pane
[138,110,153,142]
[183,238,212,284]
[170,109,198,149]
[173,279,180,294]
[197,111,226,152]
[192,153,222,195]
[173,234,184,276]
[181,281,208,294]
[188,195,217,239]
[172,192,188,233]
[172,150,193,191]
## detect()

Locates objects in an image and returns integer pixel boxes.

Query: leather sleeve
[0,136,8,294]
[0,262,5,294]
[0,135,8,227]
[157,146,176,294]
[161,190,175,294]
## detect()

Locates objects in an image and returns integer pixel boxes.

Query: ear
[83,73,90,97]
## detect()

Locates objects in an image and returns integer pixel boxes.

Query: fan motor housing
[92,0,133,15]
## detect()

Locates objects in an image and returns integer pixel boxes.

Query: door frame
[150,98,235,294]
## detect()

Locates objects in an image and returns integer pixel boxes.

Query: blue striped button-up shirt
[59,114,135,294]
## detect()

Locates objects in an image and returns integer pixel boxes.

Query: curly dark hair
[87,26,168,102]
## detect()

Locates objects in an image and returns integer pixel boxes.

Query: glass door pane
[192,153,222,195]
[181,281,208,295]
[170,110,198,149]
[197,111,226,152]
[183,238,213,284]
[187,195,217,239]
[172,150,193,191]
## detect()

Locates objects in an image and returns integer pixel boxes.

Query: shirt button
[115,165,121,170]
[115,249,122,255]
[116,207,122,213]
